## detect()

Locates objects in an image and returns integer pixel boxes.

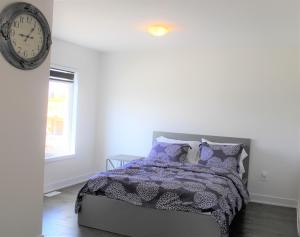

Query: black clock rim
[0,2,52,70]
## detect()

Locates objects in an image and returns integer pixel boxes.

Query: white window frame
[45,65,78,162]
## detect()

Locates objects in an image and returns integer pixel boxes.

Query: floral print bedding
[75,159,249,237]
[199,142,243,173]
[147,142,191,162]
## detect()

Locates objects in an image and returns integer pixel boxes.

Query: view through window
[45,68,77,158]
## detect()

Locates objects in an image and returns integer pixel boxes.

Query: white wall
[96,47,299,207]
[297,32,300,237]
[44,38,101,192]
[0,1,53,237]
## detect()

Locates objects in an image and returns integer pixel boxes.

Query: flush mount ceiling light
[147,24,171,37]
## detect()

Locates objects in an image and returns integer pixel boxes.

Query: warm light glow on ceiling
[147,25,171,37]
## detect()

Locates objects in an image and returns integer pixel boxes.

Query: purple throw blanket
[75,159,249,237]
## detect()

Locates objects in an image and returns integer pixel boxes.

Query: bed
[76,131,251,237]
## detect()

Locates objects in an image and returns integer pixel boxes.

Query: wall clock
[0,2,52,70]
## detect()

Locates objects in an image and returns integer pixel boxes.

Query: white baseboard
[44,172,96,193]
[44,176,299,211]
[250,192,298,208]
[297,200,300,237]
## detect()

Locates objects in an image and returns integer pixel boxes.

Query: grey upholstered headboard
[153,131,251,186]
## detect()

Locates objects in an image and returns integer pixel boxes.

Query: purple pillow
[147,142,191,162]
[199,142,243,172]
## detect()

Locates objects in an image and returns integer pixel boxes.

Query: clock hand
[24,25,36,42]
[19,33,33,39]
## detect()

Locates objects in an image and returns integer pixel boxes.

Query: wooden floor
[43,183,298,237]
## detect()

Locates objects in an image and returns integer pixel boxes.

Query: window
[45,68,77,159]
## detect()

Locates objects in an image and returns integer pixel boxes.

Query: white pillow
[201,138,248,179]
[156,136,201,164]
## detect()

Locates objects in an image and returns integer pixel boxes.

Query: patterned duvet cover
[75,159,249,237]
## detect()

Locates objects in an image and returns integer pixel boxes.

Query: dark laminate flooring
[43,183,298,237]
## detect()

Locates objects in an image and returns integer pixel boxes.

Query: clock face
[0,2,51,70]
[9,14,44,60]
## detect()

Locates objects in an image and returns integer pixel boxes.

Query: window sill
[45,154,76,164]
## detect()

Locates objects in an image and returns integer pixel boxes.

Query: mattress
[76,158,249,237]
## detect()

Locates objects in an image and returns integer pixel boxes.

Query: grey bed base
[78,131,251,237]
[79,194,219,237]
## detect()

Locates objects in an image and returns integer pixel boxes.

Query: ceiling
[53,0,299,52]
